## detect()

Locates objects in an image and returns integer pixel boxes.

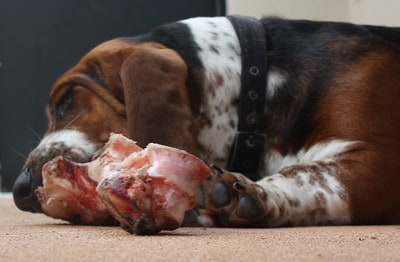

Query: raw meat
[37,156,116,225]
[97,140,210,234]
[36,134,210,234]
[36,134,141,225]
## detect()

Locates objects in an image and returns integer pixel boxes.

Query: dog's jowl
[13,16,400,227]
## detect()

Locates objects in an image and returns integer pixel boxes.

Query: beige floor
[1,197,399,262]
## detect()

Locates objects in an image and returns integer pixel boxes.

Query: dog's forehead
[48,38,170,109]
[86,38,133,57]
[85,38,167,59]
[48,39,132,98]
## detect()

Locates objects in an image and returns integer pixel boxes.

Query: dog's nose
[13,167,42,213]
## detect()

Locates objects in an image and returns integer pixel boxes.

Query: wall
[349,0,400,25]
[227,0,400,26]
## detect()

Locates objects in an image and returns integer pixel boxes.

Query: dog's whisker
[28,140,40,150]
[12,149,28,161]
[64,110,87,129]
[28,126,42,141]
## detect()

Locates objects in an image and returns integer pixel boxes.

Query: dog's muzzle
[12,129,98,213]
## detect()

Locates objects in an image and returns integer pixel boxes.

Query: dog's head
[12,39,134,212]
[12,38,197,214]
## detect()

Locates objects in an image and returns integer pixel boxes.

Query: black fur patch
[128,22,203,68]
[261,17,400,154]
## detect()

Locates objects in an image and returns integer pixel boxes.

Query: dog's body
[13,16,400,227]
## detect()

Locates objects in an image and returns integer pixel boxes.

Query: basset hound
[13,15,400,227]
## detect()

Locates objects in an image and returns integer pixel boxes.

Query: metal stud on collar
[249,66,260,76]
[248,90,258,100]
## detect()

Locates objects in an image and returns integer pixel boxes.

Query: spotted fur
[182,17,241,167]
[258,140,356,226]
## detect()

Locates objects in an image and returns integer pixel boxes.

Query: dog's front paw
[197,165,268,227]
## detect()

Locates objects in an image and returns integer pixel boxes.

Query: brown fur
[46,41,198,153]
[309,48,400,224]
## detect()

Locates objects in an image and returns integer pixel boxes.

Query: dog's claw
[233,181,246,192]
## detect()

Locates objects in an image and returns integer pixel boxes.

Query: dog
[13,15,400,227]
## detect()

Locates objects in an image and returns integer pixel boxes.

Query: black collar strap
[227,15,268,181]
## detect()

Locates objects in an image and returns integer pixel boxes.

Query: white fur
[258,170,351,226]
[35,129,97,159]
[267,70,288,97]
[265,140,357,175]
[182,17,242,166]
[258,139,355,226]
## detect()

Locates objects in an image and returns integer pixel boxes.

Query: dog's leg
[197,161,352,227]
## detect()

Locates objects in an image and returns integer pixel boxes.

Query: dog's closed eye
[53,87,75,121]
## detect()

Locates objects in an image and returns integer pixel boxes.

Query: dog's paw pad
[212,181,231,207]
[236,194,261,219]
[196,165,268,226]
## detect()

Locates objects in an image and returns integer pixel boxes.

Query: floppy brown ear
[120,44,199,154]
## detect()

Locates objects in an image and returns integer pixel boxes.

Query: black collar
[227,15,268,181]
